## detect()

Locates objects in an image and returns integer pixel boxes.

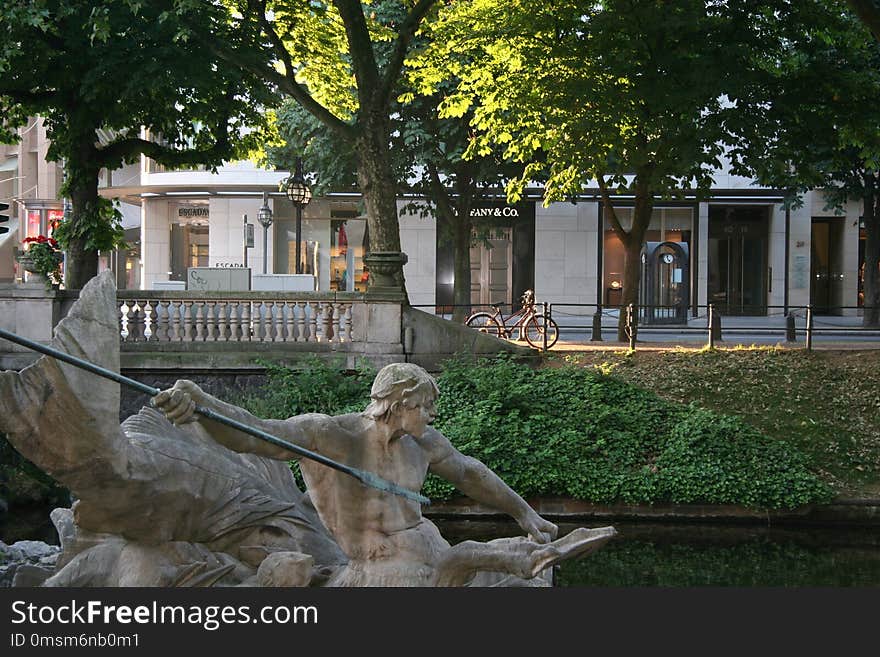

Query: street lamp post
[280,157,312,274]
[257,192,273,275]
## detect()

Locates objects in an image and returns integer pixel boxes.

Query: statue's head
[362,363,439,434]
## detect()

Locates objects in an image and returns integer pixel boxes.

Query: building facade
[0,118,142,288]
[1,133,868,318]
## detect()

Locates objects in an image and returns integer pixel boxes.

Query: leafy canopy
[412,0,744,202]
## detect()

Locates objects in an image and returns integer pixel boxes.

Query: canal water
[4,511,879,587]
[438,519,880,587]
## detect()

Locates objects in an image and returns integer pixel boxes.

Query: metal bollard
[786,313,797,343]
[543,302,549,352]
[708,304,715,349]
[710,305,722,344]
[708,304,722,347]
[626,304,636,350]
[591,310,604,342]
[806,305,814,351]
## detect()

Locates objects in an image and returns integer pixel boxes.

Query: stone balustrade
[1,280,524,374]
[116,292,358,344]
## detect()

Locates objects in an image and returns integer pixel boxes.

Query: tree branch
[98,85,236,168]
[333,0,381,110]
[596,174,630,247]
[847,0,880,43]
[248,0,353,139]
[182,2,355,141]
[380,0,438,107]
[426,162,456,223]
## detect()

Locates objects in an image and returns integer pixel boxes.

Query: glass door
[708,207,768,315]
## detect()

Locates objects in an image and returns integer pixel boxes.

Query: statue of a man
[154,362,611,586]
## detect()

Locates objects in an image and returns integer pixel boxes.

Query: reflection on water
[4,512,879,587]
[436,519,880,587]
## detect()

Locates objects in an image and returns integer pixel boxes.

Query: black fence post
[627,304,636,350]
[591,308,603,342]
[806,304,813,351]
[542,302,549,352]
[786,313,797,343]
[708,304,715,349]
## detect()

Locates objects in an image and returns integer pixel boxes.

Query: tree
[421,0,748,339]
[268,84,524,321]
[0,1,270,288]
[170,0,443,298]
[724,0,880,326]
[847,0,880,41]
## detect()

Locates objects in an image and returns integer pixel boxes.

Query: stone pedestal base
[364,251,408,301]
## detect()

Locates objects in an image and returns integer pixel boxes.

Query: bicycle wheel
[524,315,559,349]
[466,312,503,337]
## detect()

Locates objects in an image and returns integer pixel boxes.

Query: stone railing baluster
[182,301,193,341]
[216,301,228,342]
[342,304,353,342]
[285,301,297,342]
[264,301,274,342]
[273,302,284,342]
[307,301,318,343]
[172,300,184,342]
[254,302,265,342]
[156,300,169,342]
[145,300,157,341]
[118,300,128,341]
[205,301,217,342]
[241,301,251,342]
[113,293,364,348]
[194,302,205,341]
[126,301,139,342]
[227,301,239,342]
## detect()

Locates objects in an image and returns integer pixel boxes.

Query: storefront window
[602,207,693,307]
[26,210,41,239]
[47,209,63,236]
[330,219,368,292]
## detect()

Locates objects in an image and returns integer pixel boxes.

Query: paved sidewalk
[545,310,880,349]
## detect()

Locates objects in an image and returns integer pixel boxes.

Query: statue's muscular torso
[283,413,450,563]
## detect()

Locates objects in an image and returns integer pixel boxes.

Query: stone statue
[0,272,615,587]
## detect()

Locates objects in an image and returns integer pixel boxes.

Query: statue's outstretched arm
[152,380,317,460]
[426,429,557,543]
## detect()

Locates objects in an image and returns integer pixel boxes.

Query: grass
[548,347,880,498]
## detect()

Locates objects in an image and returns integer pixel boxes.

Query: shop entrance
[170,222,209,281]
[811,218,845,314]
[641,241,690,324]
[708,206,768,315]
[470,228,512,307]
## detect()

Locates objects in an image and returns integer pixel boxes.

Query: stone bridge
[0,279,531,415]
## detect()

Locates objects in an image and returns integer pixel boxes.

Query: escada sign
[178,207,209,218]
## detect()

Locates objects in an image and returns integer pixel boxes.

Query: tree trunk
[864,172,880,327]
[354,113,406,295]
[450,198,472,323]
[616,181,653,341]
[64,168,101,290]
[617,237,643,342]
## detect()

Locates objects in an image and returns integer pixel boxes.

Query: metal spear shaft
[0,326,430,505]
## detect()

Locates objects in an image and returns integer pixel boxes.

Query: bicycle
[465,289,559,349]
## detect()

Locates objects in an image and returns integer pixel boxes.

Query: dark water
[438,519,880,587]
[5,511,880,587]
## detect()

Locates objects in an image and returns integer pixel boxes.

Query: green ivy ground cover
[239,355,832,509]
[560,347,880,498]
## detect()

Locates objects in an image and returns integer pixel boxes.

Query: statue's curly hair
[362,363,439,422]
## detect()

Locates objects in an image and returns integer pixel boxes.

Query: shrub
[244,355,832,509]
